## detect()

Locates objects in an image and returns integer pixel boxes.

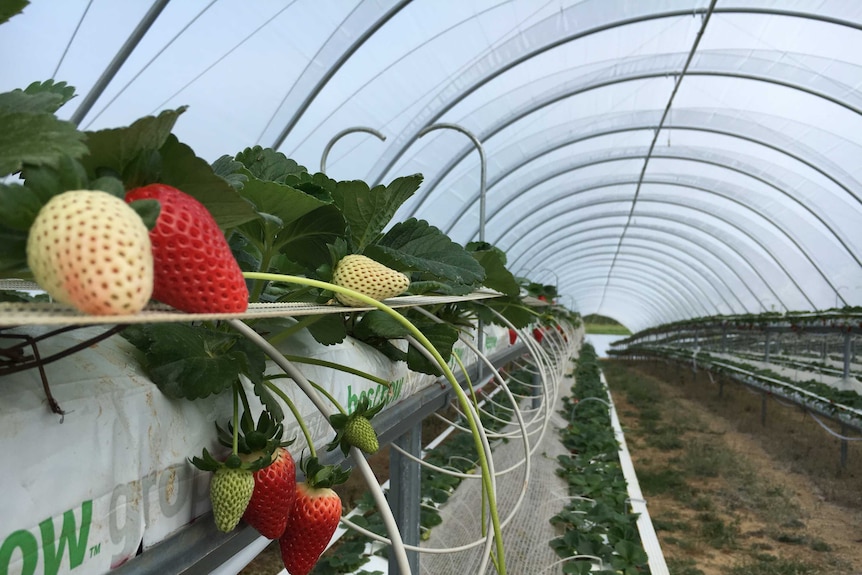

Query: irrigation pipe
[807,412,862,441]
[227,319,413,574]
[406,335,500,575]
[337,321,575,559]
[242,272,507,572]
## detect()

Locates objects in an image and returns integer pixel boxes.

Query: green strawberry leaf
[305,313,347,345]
[0,112,87,177]
[234,146,307,183]
[332,174,422,252]
[80,107,185,180]
[19,154,89,205]
[0,225,28,278]
[88,175,126,198]
[407,279,475,296]
[285,171,337,202]
[354,310,409,340]
[365,218,485,285]
[406,322,459,376]
[276,205,346,272]
[158,134,258,229]
[127,199,161,230]
[472,296,534,329]
[0,80,77,115]
[467,242,519,297]
[253,380,284,423]
[121,323,266,400]
[237,171,329,235]
[0,0,27,25]
[0,183,43,231]
[210,154,248,190]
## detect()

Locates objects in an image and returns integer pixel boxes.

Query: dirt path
[604,360,862,575]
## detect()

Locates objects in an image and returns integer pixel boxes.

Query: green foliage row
[550,344,650,574]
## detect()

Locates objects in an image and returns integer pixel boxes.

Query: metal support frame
[417,123,488,381]
[389,422,422,574]
[70,0,170,127]
[843,332,852,381]
[417,123,486,242]
[320,127,386,173]
[111,340,528,575]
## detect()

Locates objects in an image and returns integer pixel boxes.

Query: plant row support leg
[389,421,422,574]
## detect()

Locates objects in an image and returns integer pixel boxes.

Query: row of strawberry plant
[623,345,862,417]
[551,343,650,574]
[0,70,581,575]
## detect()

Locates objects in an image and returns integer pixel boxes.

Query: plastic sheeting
[3,0,862,330]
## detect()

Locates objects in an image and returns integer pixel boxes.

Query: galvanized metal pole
[417,123,488,382]
[389,422,422,574]
[320,126,386,173]
[70,0,170,126]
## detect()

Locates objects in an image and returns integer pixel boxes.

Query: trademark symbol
[89,543,101,558]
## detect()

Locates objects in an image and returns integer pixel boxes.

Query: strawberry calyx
[214,410,295,473]
[299,456,350,490]
[326,396,384,456]
[189,447,269,474]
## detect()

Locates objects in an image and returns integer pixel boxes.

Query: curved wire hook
[320,126,386,173]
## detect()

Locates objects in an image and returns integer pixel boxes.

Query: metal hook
[320,126,386,173]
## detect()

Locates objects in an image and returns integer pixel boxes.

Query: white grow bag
[0,320,511,575]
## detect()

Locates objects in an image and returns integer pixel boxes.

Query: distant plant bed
[550,343,650,574]
[585,323,631,336]
[583,315,630,336]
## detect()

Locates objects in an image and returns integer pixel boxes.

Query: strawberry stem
[281,355,391,389]
[241,271,508,574]
[267,315,324,346]
[266,374,347,415]
[232,382,240,456]
[264,379,317,459]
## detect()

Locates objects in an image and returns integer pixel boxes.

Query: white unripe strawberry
[26,190,154,315]
[331,254,410,307]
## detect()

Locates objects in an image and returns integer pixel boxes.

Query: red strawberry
[508,328,518,345]
[279,458,349,575]
[533,327,544,343]
[125,183,248,313]
[243,446,296,539]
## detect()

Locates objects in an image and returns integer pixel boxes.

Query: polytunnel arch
[439,139,861,268]
[538,246,733,314]
[493,187,823,309]
[366,4,862,186]
[504,206,793,312]
[519,229,752,313]
[408,109,862,221]
[549,256,717,317]
[534,256,713,318]
[456,151,860,278]
[559,273,692,323]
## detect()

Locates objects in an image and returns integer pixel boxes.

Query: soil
[606,359,862,575]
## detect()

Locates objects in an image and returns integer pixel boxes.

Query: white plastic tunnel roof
[3,0,862,332]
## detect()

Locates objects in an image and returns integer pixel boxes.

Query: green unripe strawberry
[210,466,255,532]
[343,416,379,454]
[331,254,409,307]
[327,396,384,456]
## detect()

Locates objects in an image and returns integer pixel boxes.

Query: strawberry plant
[551,344,650,574]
